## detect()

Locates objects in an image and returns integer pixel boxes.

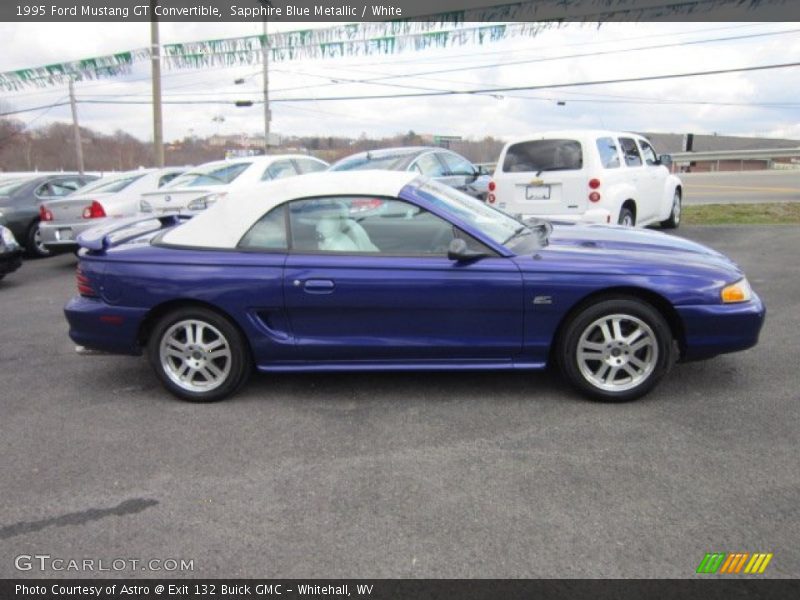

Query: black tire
[147,306,251,402]
[557,296,675,402]
[617,206,635,227]
[26,221,51,258]
[660,190,681,229]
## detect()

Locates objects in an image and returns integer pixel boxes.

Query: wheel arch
[549,286,686,363]
[620,199,637,222]
[137,298,254,360]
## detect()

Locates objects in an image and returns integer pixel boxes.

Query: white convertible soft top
[161,170,418,249]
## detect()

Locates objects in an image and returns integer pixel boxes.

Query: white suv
[489,130,682,228]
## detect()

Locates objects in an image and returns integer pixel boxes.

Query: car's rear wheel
[618,207,635,227]
[26,222,51,258]
[147,307,251,402]
[661,190,681,229]
[558,296,674,402]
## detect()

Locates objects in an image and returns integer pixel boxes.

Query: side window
[439,152,475,176]
[638,140,658,166]
[295,158,327,174]
[262,160,299,181]
[596,137,621,169]
[619,137,643,167]
[34,183,55,198]
[411,153,447,177]
[238,205,288,251]
[159,172,181,187]
[287,196,461,256]
[53,178,83,193]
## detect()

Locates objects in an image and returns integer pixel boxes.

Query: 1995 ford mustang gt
[65,171,764,403]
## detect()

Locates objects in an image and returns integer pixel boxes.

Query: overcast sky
[1,20,799,143]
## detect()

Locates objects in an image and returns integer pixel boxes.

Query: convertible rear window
[502,139,583,173]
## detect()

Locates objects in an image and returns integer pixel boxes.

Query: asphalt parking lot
[0,225,798,579]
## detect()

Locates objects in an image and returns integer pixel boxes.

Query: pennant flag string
[0,0,787,91]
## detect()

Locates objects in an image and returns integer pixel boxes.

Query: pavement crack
[0,498,159,540]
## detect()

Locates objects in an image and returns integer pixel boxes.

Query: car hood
[533,222,742,278]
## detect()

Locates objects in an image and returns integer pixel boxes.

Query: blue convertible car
[65,171,764,403]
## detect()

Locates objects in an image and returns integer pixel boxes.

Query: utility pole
[150,1,165,167]
[68,79,84,174]
[262,19,271,153]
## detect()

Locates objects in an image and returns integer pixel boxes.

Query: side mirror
[658,154,673,167]
[447,238,487,262]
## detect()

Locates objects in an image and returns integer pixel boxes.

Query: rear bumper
[64,295,147,356]
[40,219,106,250]
[676,294,766,361]
[517,208,612,225]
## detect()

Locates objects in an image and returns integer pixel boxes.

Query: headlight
[721,278,753,303]
[0,225,18,248]
[187,193,226,211]
[140,199,152,212]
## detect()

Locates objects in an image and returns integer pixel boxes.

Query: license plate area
[56,228,73,241]
[525,185,551,200]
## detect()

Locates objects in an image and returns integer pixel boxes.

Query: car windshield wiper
[502,226,532,245]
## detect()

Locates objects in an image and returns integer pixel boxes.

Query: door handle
[300,279,335,294]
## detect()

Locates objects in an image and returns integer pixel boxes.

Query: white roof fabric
[161,170,418,249]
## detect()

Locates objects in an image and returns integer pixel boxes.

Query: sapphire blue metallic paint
[64,182,765,397]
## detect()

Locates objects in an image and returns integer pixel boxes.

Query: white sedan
[140,155,329,214]
[39,167,185,253]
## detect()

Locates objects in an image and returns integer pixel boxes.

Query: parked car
[329,146,490,199]
[39,167,184,254]
[489,130,682,228]
[65,171,763,404]
[139,155,329,214]
[0,225,22,280]
[0,173,98,257]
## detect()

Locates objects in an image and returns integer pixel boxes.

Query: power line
[0,101,70,116]
[265,60,800,103]
[266,27,800,96]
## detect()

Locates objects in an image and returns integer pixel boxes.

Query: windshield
[166,162,251,187]
[411,178,549,250]
[330,154,413,172]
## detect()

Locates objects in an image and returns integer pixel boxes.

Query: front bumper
[40,219,109,250]
[64,295,147,356]
[676,293,766,361]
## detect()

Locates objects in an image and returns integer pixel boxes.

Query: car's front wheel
[558,296,675,402]
[147,307,251,402]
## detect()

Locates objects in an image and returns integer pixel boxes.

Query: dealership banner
[3,579,800,599]
[1,0,798,91]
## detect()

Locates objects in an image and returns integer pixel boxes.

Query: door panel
[636,139,666,222]
[283,254,524,361]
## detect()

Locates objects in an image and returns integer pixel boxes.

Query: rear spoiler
[77,214,191,252]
